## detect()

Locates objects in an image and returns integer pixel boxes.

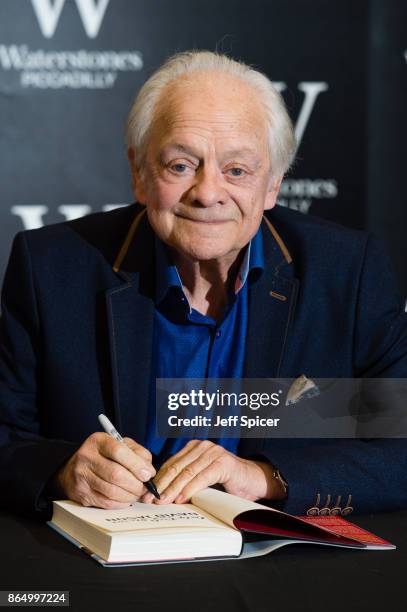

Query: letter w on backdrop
[31,0,110,38]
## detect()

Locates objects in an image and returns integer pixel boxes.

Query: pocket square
[285,374,320,406]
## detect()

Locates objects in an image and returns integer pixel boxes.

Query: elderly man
[0,51,406,519]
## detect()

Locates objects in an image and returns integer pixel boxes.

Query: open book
[48,488,395,567]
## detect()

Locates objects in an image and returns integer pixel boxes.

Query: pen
[98,413,160,500]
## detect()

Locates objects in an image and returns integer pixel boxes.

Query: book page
[54,500,228,533]
[191,488,278,527]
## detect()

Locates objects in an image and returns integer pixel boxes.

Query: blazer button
[341,495,353,516]
[306,493,321,516]
[330,495,342,516]
[319,494,332,516]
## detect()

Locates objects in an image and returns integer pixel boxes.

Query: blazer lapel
[244,214,299,379]
[105,208,155,443]
[240,214,299,458]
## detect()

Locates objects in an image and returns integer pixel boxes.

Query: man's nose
[188,166,227,207]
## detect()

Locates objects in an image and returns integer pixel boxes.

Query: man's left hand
[141,440,287,504]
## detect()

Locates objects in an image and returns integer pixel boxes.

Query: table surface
[1,509,406,612]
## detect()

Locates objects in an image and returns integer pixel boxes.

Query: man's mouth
[176,214,230,224]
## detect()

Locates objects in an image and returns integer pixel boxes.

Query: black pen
[98,414,160,500]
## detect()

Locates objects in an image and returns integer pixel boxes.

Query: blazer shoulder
[17,203,142,268]
[266,205,370,264]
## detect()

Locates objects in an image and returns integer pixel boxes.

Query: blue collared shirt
[146,227,264,463]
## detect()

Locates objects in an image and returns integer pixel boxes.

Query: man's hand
[141,440,287,505]
[54,433,156,509]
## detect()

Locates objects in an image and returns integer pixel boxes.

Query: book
[47,488,395,567]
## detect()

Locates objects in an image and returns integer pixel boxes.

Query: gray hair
[126,50,295,179]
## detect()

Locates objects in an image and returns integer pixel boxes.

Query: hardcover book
[48,488,394,567]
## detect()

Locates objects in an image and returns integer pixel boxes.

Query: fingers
[122,437,153,462]
[78,485,132,510]
[155,440,215,493]
[95,433,156,482]
[58,432,156,509]
[89,454,146,498]
[144,440,232,505]
[87,468,138,503]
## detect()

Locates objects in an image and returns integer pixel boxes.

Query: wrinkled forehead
[148,72,269,154]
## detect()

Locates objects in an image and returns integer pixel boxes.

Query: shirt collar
[155,224,264,306]
[234,225,264,294]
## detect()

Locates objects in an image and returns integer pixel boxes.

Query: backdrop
[0,0,406,295]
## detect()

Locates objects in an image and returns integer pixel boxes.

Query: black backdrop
[0,0,406,296]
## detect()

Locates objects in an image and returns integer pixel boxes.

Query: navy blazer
[0,203,406,518]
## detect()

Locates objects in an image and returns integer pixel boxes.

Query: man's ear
[127,147,147,205]
[264,175,283,210]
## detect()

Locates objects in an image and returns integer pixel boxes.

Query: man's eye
[170,163,188,173]
[227,167,246,177]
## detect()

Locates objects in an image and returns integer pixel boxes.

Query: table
[1,509,406,612]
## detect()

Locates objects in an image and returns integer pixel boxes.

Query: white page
[191,488,279,528]
[54,500,227,533]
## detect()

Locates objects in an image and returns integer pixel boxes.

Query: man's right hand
[54,433,156,509]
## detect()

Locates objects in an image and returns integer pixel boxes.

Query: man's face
[129,72,282,263]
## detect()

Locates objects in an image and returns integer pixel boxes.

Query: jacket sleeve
[244,234,407,515]
[0,232,79,519]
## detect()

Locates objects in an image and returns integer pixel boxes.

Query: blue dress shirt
[145,228,264,464]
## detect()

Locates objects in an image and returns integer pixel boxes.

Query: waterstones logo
[0,44,143,89]
[0,0,143,89]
